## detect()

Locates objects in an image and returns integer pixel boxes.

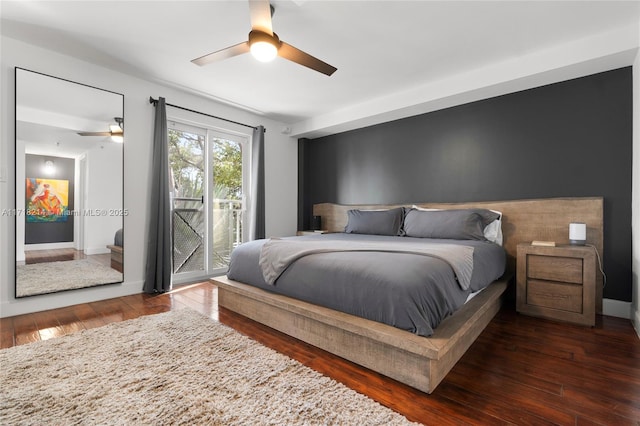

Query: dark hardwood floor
[1,281,638,425]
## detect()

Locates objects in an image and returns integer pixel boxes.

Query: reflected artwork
[25,178,69,222]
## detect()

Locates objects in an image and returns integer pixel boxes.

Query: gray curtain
[144,97,172,293]
[250,125,265,240]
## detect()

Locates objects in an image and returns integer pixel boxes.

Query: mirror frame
[14,67,125,298]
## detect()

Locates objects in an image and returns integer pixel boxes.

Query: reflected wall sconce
[43,159,55,175]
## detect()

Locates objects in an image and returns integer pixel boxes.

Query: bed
[212,197,603,393]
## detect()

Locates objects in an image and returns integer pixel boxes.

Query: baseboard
[24,242,74,251]
[85,246,110,255]
[0,280,143,318]
[602,298,632,319]
[633,307,640,339]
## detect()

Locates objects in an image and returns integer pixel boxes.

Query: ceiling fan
[77,117,124,143]
[191,0,337,76]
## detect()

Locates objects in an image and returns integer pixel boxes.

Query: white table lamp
[569,223,586,245]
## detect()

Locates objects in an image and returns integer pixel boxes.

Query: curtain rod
[149,97,265,133]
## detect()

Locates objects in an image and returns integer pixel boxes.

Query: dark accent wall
[300,67,632,302]
[25,154,75,244]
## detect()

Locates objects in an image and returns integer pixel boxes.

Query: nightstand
[516,243,596,326]
[296,230,328,236]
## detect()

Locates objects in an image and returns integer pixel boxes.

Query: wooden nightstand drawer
[527,255,583,284]
[517,243,596,326]
[526,279,583,313]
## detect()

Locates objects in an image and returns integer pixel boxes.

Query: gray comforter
[227,233,506,336]
[259,238,475,289]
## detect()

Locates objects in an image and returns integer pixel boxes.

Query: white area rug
[16,259,122,297]
[0,309,418,425]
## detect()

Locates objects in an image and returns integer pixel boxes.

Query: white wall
[14,139,25,262]
[83,142,122,255]
[632,22,640,338]
[0,36,298,317]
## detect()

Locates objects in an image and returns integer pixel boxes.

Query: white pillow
[411,205,503,245]
[483,211,503,246]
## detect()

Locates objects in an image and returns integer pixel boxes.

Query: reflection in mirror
[15,68,124,297]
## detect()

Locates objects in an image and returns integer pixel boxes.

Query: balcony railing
[172,197,242,274]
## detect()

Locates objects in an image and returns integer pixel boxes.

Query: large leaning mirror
[15,68,124,297]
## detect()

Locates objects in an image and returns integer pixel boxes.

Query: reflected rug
[0,309,417,425]
[16,259,122,297]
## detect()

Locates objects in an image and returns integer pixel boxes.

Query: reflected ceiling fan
[77,117,124,143]
[191,0,337,76]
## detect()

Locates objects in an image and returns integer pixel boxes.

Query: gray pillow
[114,228,124,246]
[344,208,404,236]
[403,208,500,240]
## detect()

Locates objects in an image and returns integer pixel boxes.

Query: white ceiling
[2,1,639,137]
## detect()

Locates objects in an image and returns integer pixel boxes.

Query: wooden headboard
[314,197,604,311]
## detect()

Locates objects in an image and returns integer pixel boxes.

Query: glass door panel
[168,126,205,275]
[210,137,244,269]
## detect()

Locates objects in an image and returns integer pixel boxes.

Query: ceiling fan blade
[279,42,337,76]
[248,0,273,35]
[77,131,111,137]
[192,42,250,66]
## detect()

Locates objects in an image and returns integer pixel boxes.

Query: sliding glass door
[168,121,249,283]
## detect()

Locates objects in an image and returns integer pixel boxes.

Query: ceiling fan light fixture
[249,30,280,62]
[110,118,124,143]
[251,41,277,62]
[191,1,336,75]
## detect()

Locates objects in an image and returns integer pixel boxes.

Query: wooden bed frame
[106,245,123,273]
[212,197,603,393]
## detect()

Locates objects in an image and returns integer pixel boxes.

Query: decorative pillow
[483,210,503,245]
[344,208,404,236]
[412,205,503,245]
[403,208,500,241]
